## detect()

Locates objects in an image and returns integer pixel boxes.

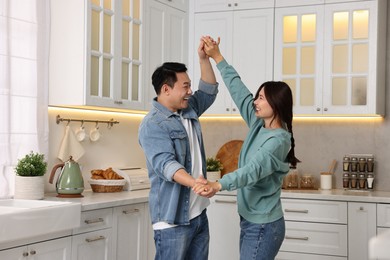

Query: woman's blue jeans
[153,210,209,260]
[239,216,285,260]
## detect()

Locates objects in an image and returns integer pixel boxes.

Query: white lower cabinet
[278,199,348,259]
[208,194,240,259]
[348,202,377,260]
[0,237,71,260]
[72,208,113,260]
[113,203,147,260]
[71,229,112,260]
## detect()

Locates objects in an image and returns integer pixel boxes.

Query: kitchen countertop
[281,189,390,203]
[45,189,150,211]
[44,188,390,212]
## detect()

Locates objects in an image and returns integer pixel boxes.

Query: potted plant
[14,151,47,200]
[206,157,223,182]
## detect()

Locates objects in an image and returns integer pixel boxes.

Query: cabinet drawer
[377,204,390,227]
[276,251,347,260]
[71,229,112,260]
[281,199,347,224]
[73,208,113,235]
[280,221,347,256]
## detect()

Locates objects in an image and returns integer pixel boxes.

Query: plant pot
[207,171,221,182]
[14,175,45,200]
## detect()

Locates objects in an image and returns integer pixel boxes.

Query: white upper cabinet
[274,0,387,116]
[49,0,144,110]
[192,4,274,115]
[143,0,188,110]
[194,0,274,12]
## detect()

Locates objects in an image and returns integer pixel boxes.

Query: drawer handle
[114,100,123,104]
[285,235,309,241]
[84,217,104,224]
[215,199,237,204]
[85,235,105,243]
[123,209,140,214]
[284,209,309,214]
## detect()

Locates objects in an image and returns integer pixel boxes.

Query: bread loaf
[91,168,123,180]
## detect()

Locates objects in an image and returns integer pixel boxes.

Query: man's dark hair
[152,62,187,95]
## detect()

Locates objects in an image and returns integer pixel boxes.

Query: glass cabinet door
[121,0,143,108]
[274,6,324,115]
[323,1,374,115]
[88,0,143,109]
[90,0,114,100]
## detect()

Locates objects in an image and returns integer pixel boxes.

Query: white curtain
[0,0,50,198]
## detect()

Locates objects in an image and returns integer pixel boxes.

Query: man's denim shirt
[139,79,218,225]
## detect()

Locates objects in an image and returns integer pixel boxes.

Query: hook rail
[56,115,119,128]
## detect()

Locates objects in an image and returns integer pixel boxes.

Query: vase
[14,175,45,200]
[207,171,221,182]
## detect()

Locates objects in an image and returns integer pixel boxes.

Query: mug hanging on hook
[90,122,101,142]
[75,121,86,142]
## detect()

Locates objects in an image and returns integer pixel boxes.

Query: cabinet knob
[226,108,230,111]
[324,107,328,111]
[359,206,365,211]
[316,108,321,111]
[234,3,238,6]
[30,250,36,255]
[22,252,29,257]
[232,108,236,112]
[228,3,232,7]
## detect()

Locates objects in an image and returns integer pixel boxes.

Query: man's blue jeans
[239,216,285,260]
[153,210,209,260]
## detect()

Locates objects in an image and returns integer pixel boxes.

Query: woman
[194,37,300,260]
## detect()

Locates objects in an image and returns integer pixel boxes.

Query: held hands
[201,36,224,64]
[192,175,221,198]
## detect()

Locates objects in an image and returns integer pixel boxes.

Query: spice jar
[358,158,367,172]
[367,173,374,189]
[367,158,374,172]
[350,157,358,172]
[300,174,315,189]
[342,172,350,189]
[358,173,366,189]
[342,156,350,172]
[350,173,358,188]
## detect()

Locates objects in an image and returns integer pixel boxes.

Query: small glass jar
[367,158,374,172]
[350,157,358,172]
[358,158,367,172]
[342,156,350,172]
[367,173,374,189]
[300,174,315,189]
[358,173,366,189]
[285,167,299,189]
[350,173,358,188]
[342,172,350,189]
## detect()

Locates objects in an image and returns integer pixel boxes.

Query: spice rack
[342,154,375,190]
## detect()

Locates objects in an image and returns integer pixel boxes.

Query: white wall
[46,3,390,193]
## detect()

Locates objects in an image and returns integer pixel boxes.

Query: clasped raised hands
[192,175,222,198]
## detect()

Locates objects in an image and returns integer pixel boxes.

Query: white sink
[0,199,81,243]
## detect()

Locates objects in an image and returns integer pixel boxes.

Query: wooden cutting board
[215,140,243,176]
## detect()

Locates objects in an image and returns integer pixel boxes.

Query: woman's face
[253,88,274,119]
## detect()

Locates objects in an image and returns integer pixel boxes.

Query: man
[138,39,218,260]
